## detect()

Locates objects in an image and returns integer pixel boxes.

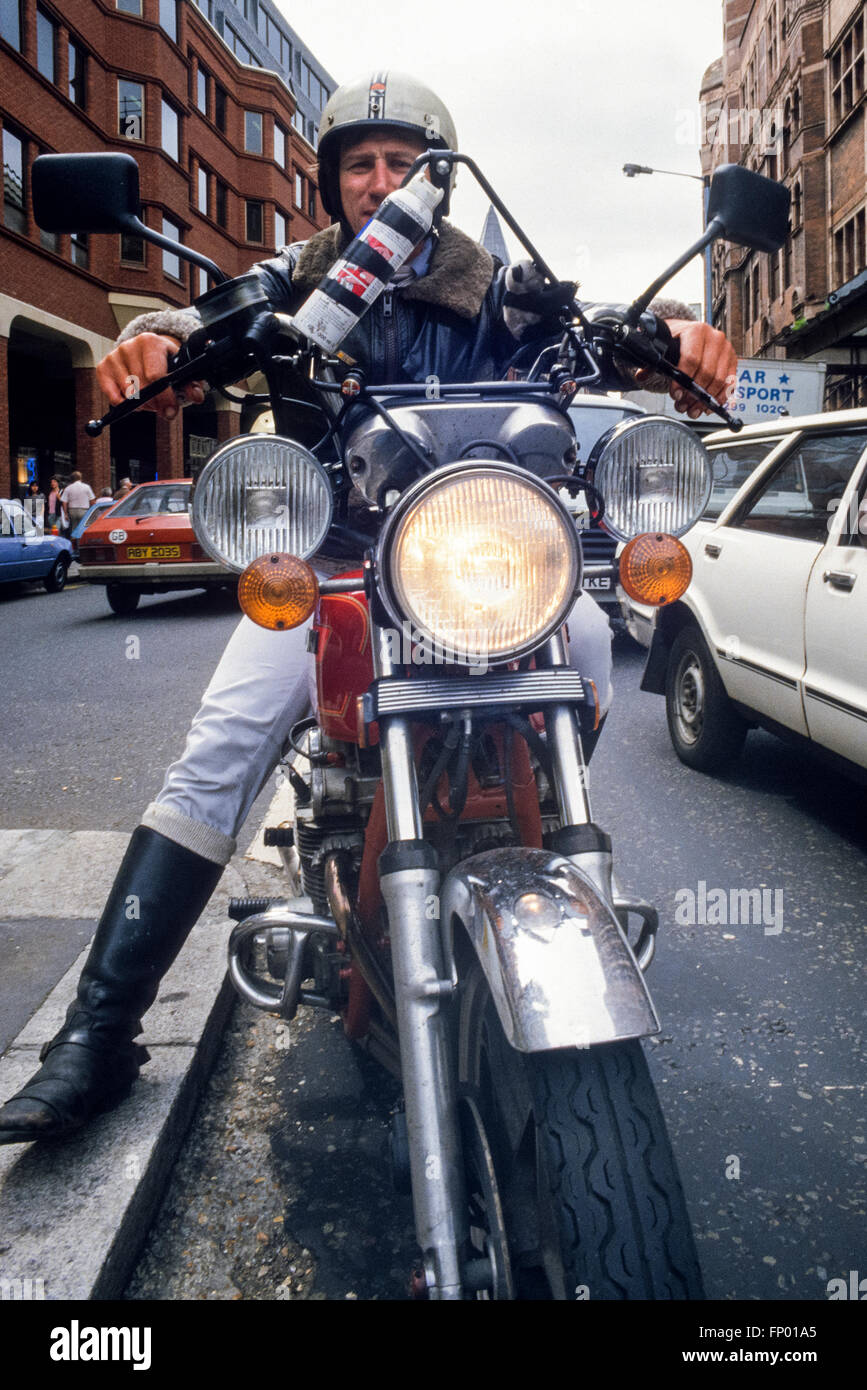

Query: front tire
[665,624,747,772]
[106,583,141,615]
[457,961,703,1299]
[43,555,69,593]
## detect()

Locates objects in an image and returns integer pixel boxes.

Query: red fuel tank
[313,571,374,744]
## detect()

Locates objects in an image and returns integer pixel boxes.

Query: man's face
[337,132,428,235]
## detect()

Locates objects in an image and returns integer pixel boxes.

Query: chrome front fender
[440,848,659,1052]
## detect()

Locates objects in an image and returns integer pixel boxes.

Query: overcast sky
[275,0,725,310]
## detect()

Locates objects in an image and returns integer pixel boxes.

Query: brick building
[702,1,867,408]
[0,0,335,499]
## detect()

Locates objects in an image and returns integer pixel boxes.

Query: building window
[792,181,802,230]
[274,122,286,167]
[68,42,87,108]
[245,111,263,154]
[70,230,89,269]
[159,0,177,43]
[831,12,865,128]
[767,247,778,303]
[197,265,208,297]
[197,164,208,214]
[2,127,25,234]
[742,265,751,327]
[295,171,303,207]
[120,232,145,263]
[307,185,316,219]
[214,83,226,133]
[292,108,305,137]
[215,178,227,228]
[1,0,22,49]
[196,66,208,115]
[116,0,142,13]
[245,199,263,242]
[161,99,180,161]
[834,208,866,287]
[274,207,286,249]
[119,79,144,140]
[752,264,759,323]
[783,222,792,290]
[36,8,57,83]
[162,216,181,279]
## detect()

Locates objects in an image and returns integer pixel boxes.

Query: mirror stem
[628,216,724,324]
[122,215,228,285]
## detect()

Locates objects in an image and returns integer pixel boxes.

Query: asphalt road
[5,582,865,1300]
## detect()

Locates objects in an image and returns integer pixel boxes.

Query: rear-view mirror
[707,164,790,253]
[32,152,141,234]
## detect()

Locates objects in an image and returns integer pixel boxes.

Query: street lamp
[622,163,712,324]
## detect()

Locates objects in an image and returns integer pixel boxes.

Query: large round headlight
[378,462,581,664]
[192,435,332,572]
[588,416,712,542]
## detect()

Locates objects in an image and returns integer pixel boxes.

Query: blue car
[0,498,74,592]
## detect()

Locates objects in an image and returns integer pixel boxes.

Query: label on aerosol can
[292,172,444,353]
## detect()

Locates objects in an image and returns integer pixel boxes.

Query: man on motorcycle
[0,72,737,1145]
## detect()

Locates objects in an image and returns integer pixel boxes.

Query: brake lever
[610,322,743,432]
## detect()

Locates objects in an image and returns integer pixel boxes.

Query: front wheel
[106,583,141,615]
[665,624,747,772]
[457,961,704,1299]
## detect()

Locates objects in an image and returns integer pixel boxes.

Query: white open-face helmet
[317,71,458,223]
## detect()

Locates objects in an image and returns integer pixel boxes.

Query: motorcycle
[33,149,788,1300]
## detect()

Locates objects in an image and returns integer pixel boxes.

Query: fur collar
[289,220,495,320]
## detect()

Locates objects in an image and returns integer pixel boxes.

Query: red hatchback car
[76,480,235,614]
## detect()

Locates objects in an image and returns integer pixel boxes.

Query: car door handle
[823,570,856,591]
[704,543,722,558]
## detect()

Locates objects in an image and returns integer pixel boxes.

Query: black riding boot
[0,826,224,1144]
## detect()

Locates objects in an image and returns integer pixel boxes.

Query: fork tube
[373,623,424,841]
[538,632,593,827]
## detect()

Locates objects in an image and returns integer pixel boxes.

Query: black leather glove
[503,261,577,342]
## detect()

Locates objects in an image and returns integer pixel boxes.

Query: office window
[161,217,181,279]
[161,99,179,161]
[120,232,145,263]
[36,8,57,83]
[245,110,262,154]
[68,42,87,108]
[274,122,285,167]
[274,208,286,249]
[1,0,22,49]
[245,199,263,242]
[292,108,305,136]
[159,0,177,42]
[831,12,865,127]
[197,165,208,214]
[197,266,208,296]
[215,178,227,228]
[295,171,303,207]
[119,79,144,140]
[2,127,25,234]
[70,230,89,269]
[116,0,142,12]
[834,208,866,286]
[214,83,226,133]
[196,66,208,115]
[307,186,316,219]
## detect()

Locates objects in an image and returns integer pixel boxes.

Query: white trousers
[141,593,613,865]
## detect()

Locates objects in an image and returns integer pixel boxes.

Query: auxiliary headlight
[378,462,581,664]
[588,416,712,542]
[191,435,332,572]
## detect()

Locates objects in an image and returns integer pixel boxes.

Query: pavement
[0,809,289,1302]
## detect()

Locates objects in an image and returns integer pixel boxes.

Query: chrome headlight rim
[191,433,333,573]
[375,458,582,666]
[586,414,713,543]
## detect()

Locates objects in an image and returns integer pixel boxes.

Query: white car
[635,409,867,777]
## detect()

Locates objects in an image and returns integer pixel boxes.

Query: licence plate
[583,576,611,591]
[126,545,181,560]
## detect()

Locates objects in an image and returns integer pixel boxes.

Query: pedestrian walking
[60,471,95,531]
[46,476,64,531]
[113,477,133,501]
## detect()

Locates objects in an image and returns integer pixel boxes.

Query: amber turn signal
[238,553,319,630]
[618,533,693,606]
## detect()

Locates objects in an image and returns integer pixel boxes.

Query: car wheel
[665,624,747,772]
[43,555,69,593]
[106,584,141,615]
